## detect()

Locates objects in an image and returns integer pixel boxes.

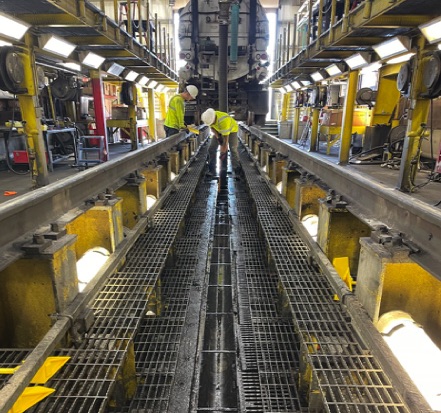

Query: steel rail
[245,125,441,279]
[0,134,189,250]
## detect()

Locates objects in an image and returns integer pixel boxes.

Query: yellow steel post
[128,83,138,151]
[159,92,167,120]
[18,34,49,187]
[140,164,163,198]
[65,198,124,259]
[148,88,157,140]
[339,69,359,164]
[0,233,78,347]
[329,0,337,42]
[137,0,142,44]
[397,37,430,192]
[292,106,300,143]
[342,0,350,32]
[115,175,148,229]
[294,176,327,220]
[114,0,119,29]
[309,107,320,152]
[356,237,441,348]
[317,0,324,41]
[317,198,370,276]
[281,92,290,121]
[371,64,401,126]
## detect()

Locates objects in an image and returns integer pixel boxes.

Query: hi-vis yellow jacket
[164,95,186,130]
[211,111,238,137]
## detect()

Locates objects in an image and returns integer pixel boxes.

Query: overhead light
[0,12,30,41]
[300,79,312,86]
[80,51,105,69]
[106,62,125,76]
[156,84,165,92]
[373,36,411,60]
[147,80,158,89]
[39,34,76,58]
[326,63,345,76]
[124,70,138,82]
[386,52,415,65]
[292,81,301,89]
[360,61,382,74]
[311,71,325,82]
[60,62,82,72]
[137,76,149,86]
[344,52,370,69]
[0,40,12,47]
[419,16,441,44]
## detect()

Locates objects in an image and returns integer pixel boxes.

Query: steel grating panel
[239,143,411,413]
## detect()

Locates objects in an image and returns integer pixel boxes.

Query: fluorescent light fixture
[300,79,312,86]
[60,62,82,71]
[419,16,441,44]
[156,84,165,92]
[0,40,12,47]
[137,76,149,86]
[360,61,382,74]
[386,52,415,65]
[292,81,301,89]
[124,70,138,81]
[326,63,343,76]
[40,34,76,58]
[80,51,105,69]
[0,12,30,41]
[344,52,370,69]
[373,36,411,59]
[311,71,325,82]
[147,80,158,89]
[106,62,125,76]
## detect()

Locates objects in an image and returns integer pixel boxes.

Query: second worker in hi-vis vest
[201,108,240,175]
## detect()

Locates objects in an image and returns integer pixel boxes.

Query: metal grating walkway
[239,141,411,413]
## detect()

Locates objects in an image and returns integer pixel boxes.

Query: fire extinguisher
[87,121,99,146]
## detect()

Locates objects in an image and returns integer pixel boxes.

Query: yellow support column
[292,107,300,143]
[159,91,167,120]
[64,196,124,258]
[339,69,359,164]
[397,37,430,192]
[272,155,287,189]
[169,148,180,176]
[294,175,327,220]
[309,107,320,152]
[18,35,49,187]
[0,232,78,347]
[356,234,441,347]
[180,141,190,165]
[281,164,301,208]
[317,196,370,276]
[115,174,148,229]
[157,153,171,190]
[281,92,290,121]
[140,164,163,199]
[147,88,157,141]
[129,83,138,151]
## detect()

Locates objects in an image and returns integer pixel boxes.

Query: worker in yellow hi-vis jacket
[164,85,199,137]
[201,108,240,175]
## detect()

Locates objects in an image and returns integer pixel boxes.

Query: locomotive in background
[177,0,271,125]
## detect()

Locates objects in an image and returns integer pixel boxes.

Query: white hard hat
[186,85,199,98]
[201,108,216,125]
